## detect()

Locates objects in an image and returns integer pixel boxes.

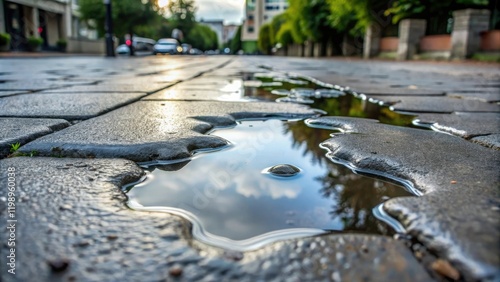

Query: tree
[167,0,197,38]
[270,13,287,47]
[327,0,389,37]
[258,23,272,54]
[228,25,242,54]
[276,23,294,46]
[385,0,489,24]
[78,0,163,40]
[185,23,218,51]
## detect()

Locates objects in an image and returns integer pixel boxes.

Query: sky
[159,0,246,25]
[196,0,245,24]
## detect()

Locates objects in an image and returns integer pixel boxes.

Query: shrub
[0,33,11,46]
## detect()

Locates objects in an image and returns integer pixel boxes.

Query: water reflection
[127,120,413,243]
[241,72,415,127]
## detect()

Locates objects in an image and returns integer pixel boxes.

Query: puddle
[222,71,417,127]
[125,119,413,251]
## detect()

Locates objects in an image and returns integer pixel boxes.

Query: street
[0,55,499,281]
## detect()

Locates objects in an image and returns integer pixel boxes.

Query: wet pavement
[0,55,499,281]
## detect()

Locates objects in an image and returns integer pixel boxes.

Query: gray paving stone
[385,189,500,281]
[384,96,500,113]
[144,88,241,101]
[0,79,98,91]
[447,92,500,103]
[0,118,70,158]
[348,86,445,96]
[0,157,431,282]
[20,101,318,162]
[0,93,145,120]
[0,91,29,98]
[240,234,432,281]
[471,134,500,149]
[39,83,172,94]
[414,112,500,138]
[309,116,500,281]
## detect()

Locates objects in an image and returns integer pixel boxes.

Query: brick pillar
[363,22,381,59]
[397,19,426,60]
[313,42,322,57]
[451,9,491,59]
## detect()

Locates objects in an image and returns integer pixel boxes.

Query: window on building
[247,26,254,33]
[265,5,279,10]
[248,15,254,20]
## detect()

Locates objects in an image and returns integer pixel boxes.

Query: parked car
[116,44,130,55]
[153,38,182,55]
[189,48,203,55]
[116,36,155,56]
[181,43,192,54]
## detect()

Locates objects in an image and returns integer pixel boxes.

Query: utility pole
[104,0,115,57]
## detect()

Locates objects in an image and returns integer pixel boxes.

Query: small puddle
[125,119,413,251]
[240,72,416,127]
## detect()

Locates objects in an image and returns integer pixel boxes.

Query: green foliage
[228,25,242,54]
[276,23,294,46]
[327,0,388,37]
[167,0,197,37]
[270,13,287,46]
[27,36,43,49]
[56,39,67,48]
[10,143,21,153]
[284,0,339,43]
[78,0,163,39]
[0,33,11,46]
[258,23,272,54]
[185,23,218,51]
[385,0,489,24]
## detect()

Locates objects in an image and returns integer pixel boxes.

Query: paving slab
[385,189,500,281]
[0,157,431,282]
[19,101,318,162]
[308,116,500,281]
[0,118,70,158]
[379,96,500,113]
[471,134,500,149]
[239,234,432,281]
[0,79,98,91]
[39,83,172,94]
[447,92,500,103]
[347,86,445,96]
[0,93,145,120]
[144,88,241,101]
[414,112,500,139]
[0,91,29,98]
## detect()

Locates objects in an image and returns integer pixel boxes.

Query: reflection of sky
[128,120,341,240]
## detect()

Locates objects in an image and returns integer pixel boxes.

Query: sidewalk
[0,55,498,281]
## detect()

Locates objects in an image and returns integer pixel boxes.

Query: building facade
[241,0,288,53]
[1,0,98,51]
[223,24,238,45]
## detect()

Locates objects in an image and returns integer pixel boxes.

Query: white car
[153,38,182,55]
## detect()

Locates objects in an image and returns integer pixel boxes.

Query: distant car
[181,43,192,54]
[153,38,182,55]
[117,36,156,56]
[189,48,203,55]
[116,44,130,55]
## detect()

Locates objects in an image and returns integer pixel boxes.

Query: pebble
[48,259,70,272]
[267,164,301,177]
[431,259,460,280]
[169,266,183,277]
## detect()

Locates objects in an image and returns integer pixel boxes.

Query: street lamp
[104,0,115,57]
